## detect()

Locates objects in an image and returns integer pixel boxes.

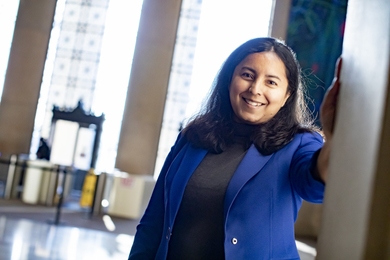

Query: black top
[167,123,256,260]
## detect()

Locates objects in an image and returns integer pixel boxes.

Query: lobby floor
[0,216,133,260]
[0,199,317,260]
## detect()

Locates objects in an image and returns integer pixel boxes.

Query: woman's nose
[248,81,263,95]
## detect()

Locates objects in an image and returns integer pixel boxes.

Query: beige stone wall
[269,0,292,40]
[317,0,390,258]
[114,0,182,175]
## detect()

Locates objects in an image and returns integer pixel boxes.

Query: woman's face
[229,51,290,125]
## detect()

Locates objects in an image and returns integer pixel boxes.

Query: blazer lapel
[224,144,273,218]
[167,144,207,223]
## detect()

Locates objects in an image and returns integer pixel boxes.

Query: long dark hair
[183,37,318,155]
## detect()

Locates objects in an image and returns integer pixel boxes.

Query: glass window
[32,0,143,172]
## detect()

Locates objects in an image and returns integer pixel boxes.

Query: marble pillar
[115,0,182,175]
[0,0,56,155]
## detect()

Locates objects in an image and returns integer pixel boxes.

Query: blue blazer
[129,132,324,260]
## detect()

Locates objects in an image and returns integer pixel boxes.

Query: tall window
[155,0,274,177]
[0,1,20,101]
[32,0,143,172]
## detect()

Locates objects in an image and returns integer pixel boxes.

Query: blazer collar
[224,144,273,217]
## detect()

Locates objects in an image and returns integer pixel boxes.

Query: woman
[128,37,340,259]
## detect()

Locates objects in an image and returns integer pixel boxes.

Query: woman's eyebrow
[265,74,281,81]
[241,67,282,82]
[241,66,256,73]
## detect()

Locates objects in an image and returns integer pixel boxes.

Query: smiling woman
[128,37,340,259]
[184,38,315,155]
[229,52,290,125]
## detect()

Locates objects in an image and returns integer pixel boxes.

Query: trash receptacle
[80,168,97,208]
[22,160,53,204]
[107,172,155,219]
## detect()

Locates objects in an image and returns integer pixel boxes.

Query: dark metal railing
[0,156,102,225]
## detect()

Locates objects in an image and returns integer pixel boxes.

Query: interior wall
[316,0,390,258]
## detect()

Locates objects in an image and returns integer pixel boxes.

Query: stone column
[269,0,291,40]
[316,0,390,258]
[115,0,182,175]
[0,0,56,155]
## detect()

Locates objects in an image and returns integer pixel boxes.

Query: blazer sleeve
[289,132,325,203]
[128,133,185,259]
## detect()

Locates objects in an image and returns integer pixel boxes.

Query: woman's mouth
[243,98,265,107]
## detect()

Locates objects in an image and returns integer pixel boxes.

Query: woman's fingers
[335,56,342,79]
[327,56,342,104]
[320,57,342,137]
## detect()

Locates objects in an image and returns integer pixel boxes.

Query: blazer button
[231,238,238,245]
[166,227,172,240]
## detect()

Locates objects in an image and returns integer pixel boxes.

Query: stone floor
[0,199,317,260]
[0,216,133,260]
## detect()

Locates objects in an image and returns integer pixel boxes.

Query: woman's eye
[242,72,253,79]
[268,80,277,86]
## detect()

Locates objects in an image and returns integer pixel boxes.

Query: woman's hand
[317,57,342,183]
[320,57,342,140]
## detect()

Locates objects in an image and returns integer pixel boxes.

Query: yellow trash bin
[80,168,97,208]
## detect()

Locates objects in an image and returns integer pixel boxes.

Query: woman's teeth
[244,98,264,107]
